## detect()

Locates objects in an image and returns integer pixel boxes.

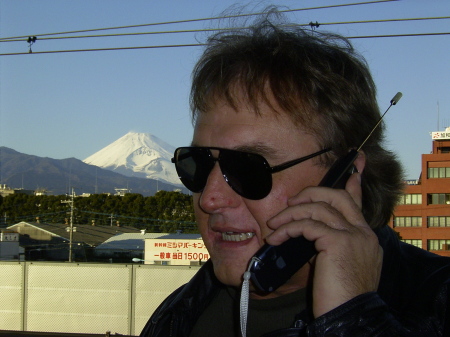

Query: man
[141,11,450,337]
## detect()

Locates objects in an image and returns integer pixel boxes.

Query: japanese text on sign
[145,238,209,265]
[432,132,450,140]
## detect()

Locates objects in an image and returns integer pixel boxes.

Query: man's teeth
[222,232,255,242]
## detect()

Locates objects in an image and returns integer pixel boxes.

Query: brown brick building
[389,128,450,257]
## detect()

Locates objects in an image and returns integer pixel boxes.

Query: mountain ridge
[0,146,186,196]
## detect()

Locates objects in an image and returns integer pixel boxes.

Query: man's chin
[213,262,249,287]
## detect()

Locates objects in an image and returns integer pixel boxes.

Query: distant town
[0,187,197,263]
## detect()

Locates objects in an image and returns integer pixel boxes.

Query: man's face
[192,98,329,291]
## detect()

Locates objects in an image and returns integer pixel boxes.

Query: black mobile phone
[249,150,358,292]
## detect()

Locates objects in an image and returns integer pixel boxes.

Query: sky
[1,0,449,180]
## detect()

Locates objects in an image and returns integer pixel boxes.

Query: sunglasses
[172,146,331,200]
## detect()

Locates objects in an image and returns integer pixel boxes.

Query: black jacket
[140,227,450,336]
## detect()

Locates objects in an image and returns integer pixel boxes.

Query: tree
[0,191,198,233]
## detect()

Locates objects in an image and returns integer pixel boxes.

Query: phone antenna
[358,92,402,151]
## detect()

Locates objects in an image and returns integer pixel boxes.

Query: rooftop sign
[432,132,450,140]
[432,128,450,140]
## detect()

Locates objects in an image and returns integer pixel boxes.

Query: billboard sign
[145,238,209,265]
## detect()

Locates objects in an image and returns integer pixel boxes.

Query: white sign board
[0,232,19,242]
[432,131,450,140]
[145,238,209,265]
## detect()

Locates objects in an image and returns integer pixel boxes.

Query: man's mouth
[222,232,255,242]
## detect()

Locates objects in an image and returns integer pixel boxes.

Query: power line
[79,210,197,225]
[0,43,205,56]
[1,32,449,57]
[1,16,448,43]
[320,16,450,27]
[0,28,227,42]
[0,0,398,41]
[348,32,450,39]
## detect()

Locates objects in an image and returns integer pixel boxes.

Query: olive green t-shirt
[190,286,307,337]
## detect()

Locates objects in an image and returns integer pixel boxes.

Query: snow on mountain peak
[83,132,182,186]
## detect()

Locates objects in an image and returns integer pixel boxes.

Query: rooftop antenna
[437,100,440,131]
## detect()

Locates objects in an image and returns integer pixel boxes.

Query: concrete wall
[0,261,200,336]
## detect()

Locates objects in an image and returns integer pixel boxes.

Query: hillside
[0,147,185,196]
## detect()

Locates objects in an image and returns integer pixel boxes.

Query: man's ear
[354,150,366,174]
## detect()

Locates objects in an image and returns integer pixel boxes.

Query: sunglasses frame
[172,146,332,200]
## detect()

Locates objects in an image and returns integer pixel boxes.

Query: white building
[95,232,169,261]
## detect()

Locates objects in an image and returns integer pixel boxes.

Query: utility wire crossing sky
[0,0,449,180]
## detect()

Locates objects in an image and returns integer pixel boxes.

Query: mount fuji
[83,132,182,186]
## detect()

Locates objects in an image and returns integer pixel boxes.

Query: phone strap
[240,260,255,337]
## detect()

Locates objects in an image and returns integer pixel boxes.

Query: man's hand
[265,172,383,317]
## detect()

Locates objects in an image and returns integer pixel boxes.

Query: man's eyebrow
[189,142,281,159]
[233,143,276,157]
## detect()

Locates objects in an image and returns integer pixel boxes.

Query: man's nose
[198,163,241,213]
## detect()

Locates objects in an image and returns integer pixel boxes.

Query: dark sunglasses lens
[174,148,214,193]
[220,150,272,200]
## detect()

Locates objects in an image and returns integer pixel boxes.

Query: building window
[428,239,450,251]
[428,167,450,178]
[438,147,450,153]
[427,193,450,205]
[401,239,422,249]
[394,216,422,227]
[398,194,422,205]
[428,216,450,227]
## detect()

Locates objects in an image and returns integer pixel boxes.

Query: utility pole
[61,188,75,262]
[109,213,115,227]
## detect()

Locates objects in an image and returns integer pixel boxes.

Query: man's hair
[190,10,404,228]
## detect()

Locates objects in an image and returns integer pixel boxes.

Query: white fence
[0,261,200,336]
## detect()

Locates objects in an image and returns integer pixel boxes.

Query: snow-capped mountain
[83,132,181,186]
